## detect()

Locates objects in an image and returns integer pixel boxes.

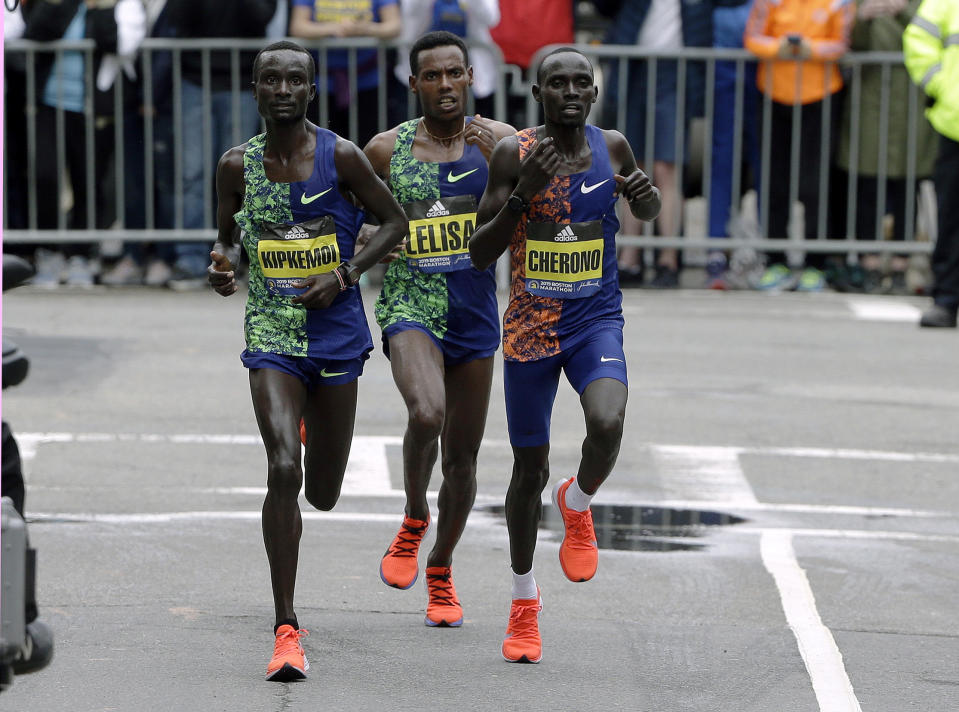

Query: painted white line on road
[26,509,505,528]
[761,530,863,712]
[847,298,921,323]
[744,527,959,543]
[748,446,959,464]
[651,445,758,505]
[656,499,948,519]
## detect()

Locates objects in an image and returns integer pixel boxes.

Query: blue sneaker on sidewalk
[796,267,826,292]
[757,263,796,291]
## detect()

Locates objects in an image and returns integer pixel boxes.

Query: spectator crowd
[3,0,953,317]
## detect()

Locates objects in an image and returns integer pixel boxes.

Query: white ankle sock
[564,477,593,512]
[511,568,538,600]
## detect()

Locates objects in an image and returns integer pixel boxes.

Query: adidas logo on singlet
[285,224,309,240]
[555,225,577,242]
[426,200,450,218]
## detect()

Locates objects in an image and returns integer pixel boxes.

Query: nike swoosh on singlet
[320,368,348,377]
[301,187,333,204]
[600,356,624,363]
[447,168,479,183]
[581,179,609,194]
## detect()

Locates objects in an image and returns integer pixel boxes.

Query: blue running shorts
[383,321,497,367]
[504,327,628,448]
[240,350,367,390]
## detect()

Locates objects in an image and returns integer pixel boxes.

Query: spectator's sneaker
[617,267,644,289]
[380,515,430,589]
[705,272,729,290]
[757,263,796,291]
[888,270,908,296]
[919,304,958,328]
[65,256,95,288]
[648,266,679,289]
[266,625,309,682]
[551,478,598,582]
[502,590,542,663]
[100,256,144,286]
[424,566,463,627]
[861,269,884,294]
[144,259,173,287]
[796,267,826,293]
[31,248,65,289]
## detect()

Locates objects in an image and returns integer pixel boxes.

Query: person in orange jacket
[744,0,855,291]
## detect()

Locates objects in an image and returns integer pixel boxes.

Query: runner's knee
[584,409,625,452]
[407,401,445,442]
[303,480,340,511]
[266,457,303,499]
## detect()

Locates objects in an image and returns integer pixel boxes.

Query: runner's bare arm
[358,129,405,262]
[208,146,247,297]
[605,129,661,223]
[470,135,560,270]
[335,137,409,273]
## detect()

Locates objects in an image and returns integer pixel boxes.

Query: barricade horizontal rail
[4,39,936,261]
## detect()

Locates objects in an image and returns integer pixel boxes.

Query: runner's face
[411,46,472,121]
[535,53,597,127]
[254,50,315,124]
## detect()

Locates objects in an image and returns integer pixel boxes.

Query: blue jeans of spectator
[123,106,176,265]
[709,1,759,238]
[176,80,260,275]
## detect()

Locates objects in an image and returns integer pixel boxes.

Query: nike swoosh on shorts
[320,368,348,377]
[600,356,623,363]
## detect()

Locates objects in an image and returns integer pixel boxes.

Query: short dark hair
[253,40,315,84]
[409,31,470,77]
[536,47,593,85]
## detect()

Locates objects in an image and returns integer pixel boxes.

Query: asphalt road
[2,284,957,712]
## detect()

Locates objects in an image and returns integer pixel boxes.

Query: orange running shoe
[424,566,463,627]
[551,477,598,582]
[299,418,306,446]
[265,625,309,682]
[379,515,430,589]
[501,590,542,663]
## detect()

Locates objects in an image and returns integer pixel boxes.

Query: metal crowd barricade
[3,38,936,262]
[525,43,936,258]
[2,37,507,246]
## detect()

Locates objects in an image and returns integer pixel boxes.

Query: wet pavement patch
[480,503,747,552]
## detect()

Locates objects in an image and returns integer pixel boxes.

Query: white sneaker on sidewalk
[100,256,144,286]
[144,259,173,287]
[31,249,65,289]
[65,255,96,287]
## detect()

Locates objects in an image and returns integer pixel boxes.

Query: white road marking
[761,530,863,712]
[655,499,948,519]
[651,445,758,505]
[16,434,959,516]
[847,298,922,322]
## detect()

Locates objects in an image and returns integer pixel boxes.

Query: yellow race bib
[525,221,604,299]
[404,195,477,273]
[257,216,340,296]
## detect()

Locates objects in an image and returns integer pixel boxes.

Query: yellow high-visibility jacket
[903,0,959,142]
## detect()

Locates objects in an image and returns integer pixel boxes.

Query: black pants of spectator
[765,97,840,269]
[35,104,113,255]
[835,173,921,254]
[931,134,959,310]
